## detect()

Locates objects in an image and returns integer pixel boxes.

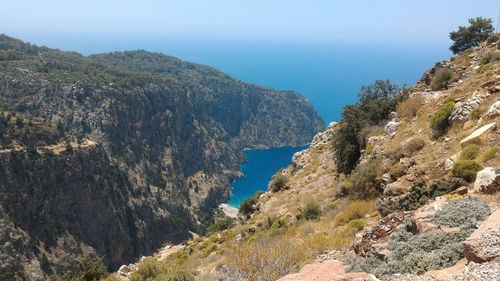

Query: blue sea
[18,35,452,207]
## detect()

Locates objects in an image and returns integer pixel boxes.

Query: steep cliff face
[0,35,324,280]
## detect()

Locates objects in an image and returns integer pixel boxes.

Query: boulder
[383,182,408,197]
[463,209,500,263]
[460,122,497,147]
[474,167,500,194]
[277,260,378,281]
[384,120,399,135]
[485,101,500,117]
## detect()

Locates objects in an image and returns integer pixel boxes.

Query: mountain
[110,38,500,281]
[0,34,324,280]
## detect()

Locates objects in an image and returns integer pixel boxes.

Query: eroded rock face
[474,167,500,194]
[463,209,500,263]
[384,112,400,135]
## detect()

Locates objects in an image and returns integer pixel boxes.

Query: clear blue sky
[2,0,499,44]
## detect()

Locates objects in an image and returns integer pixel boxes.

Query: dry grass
[397,94,425,120]
[333,200,376,226]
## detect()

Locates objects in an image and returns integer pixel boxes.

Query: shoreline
[219,203,238,218]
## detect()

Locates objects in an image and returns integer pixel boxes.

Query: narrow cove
[226,145,307,208]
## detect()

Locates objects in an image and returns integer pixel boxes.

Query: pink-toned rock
[277,260,377,281]
[463,209,500,263]
[411,197,448,233]
[423,258,467,280]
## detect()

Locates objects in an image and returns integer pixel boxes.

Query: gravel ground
[451,259,500,281]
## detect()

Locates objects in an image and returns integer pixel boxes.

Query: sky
[1,0,499,46]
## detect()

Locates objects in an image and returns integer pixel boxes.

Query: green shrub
[364,143,374,156]
[460,144,481,160]
[269,173,288,192]
[481,147,498,163]
[470,108,483,120]
[333,80,405,174]
[430,100,455,137]
[239,191,264,216]
[347,160,383,199]
[380,178,466,212]
[486,34,500,44]
[481,50,500,65]
[430,68,453,91]
[298,202,321,221]
[348,219,366,231]
[451,160,483,182]
[64,256,107,281]
[432,197,490,229]
[129,257,194,281]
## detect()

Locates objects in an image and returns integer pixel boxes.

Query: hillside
[0,34,324,280]
[114,38,500,281]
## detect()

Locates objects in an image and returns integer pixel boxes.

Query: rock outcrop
[473,167,500,194]
[463,209,500,263]
[277,260,378,281]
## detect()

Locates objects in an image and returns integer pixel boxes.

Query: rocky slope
[0,34,324,280]
[116,39,499,281]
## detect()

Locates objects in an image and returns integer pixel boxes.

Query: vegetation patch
[460,144,480,160]
[346,159,383,199]
[481,147,498,163]
[451,160,483,182]
[297,202,322,221]
[269,173,288,192]
[432,196,490,229]
[397,94,424,119]
[430,68,454,91]
[239,191,264,217]
[333,200,375,226]
[430,100,455,137]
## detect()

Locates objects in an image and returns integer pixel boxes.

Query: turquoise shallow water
[227,146,306,208]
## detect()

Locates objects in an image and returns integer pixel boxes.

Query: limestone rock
[485,100,500,117]
[449,95,484,123]
[473,167,500,194]
[463,209,500,263]
[460,122,497,147]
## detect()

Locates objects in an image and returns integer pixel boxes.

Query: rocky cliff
[115,38,499,281]
[0,34,324,280]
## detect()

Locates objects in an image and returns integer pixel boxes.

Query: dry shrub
[226,235,311,281]
[397,94,424,119]
[389,163,407,181]
[333,200,375,226]
[403,137,426,153]
[481,147,498,163]
[460,144,480,160]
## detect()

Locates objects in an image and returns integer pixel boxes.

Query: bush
[451,160,483,182]
[449,17,494,54]
[460,144,480,160]
[430,68,454,91]
[64,256,107,281]
[333,80,405,174]
[430,100,455,137]
[432,197,490,229]
[389,163,406,181]
[348,219,366,231]
[239,191,264,217]
[470,107,483,120]
[358,228,470,276]
[129,257,194,281]
[298,202,321,221]
[269,173,288,192]
[403,137,426,154]
[481,147,498,163]
[346,160,383,199]
[397,94,424,119]
[486,34,500,44]
[380,178,467,212]
[333,201,374,226]
[481,50,500,65]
